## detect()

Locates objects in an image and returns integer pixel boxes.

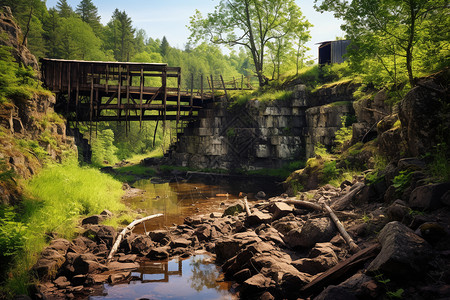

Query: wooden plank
[201,74,204,104]
[66,63,71,113]
[220,75,229,101]
[89,63,94,143]
[210,75,215,101]
[75,62,80,127]
[118,64,122,120]
[106,64,109,93]
[190,73,194,118]
[176,70,181,124]
[300,243,381,297]
[140,66,144,128]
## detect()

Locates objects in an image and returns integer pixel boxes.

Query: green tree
[42,8,61,58]
[104,9,136,61]
[56,0,74,18]
[58,17,103,60]
[160,36,170,57]
[75,0,102,35]
[189,0,311,86]
[315,0,449,87]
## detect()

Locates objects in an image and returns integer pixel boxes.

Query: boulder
[100,210,113,218]
[280,272,314,298]
[337,273,380,299]
[130,235,153,256]
[314,286,358,300]
[53,276,71,289]
[32,249,66,280]
[292,246,338,275]
[215,231,262,262]
[269,202,294,220]
[171,238,192,248]
[246,210,272,226]
[285,217,336,249]
[83,225,116,248]
[441,190,450,206]
[70,274,86,286]
[72,254,107,275]
[194,224,211,241]
[148,247,170,260]
[367,221,432,278]
[241,274,273,298]
[409,183,450,211]
[82,215,103,225]
[48,239,71,256]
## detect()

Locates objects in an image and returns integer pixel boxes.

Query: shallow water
[125,175,283,232]
[94,174,281,299]
[90,254,235,300]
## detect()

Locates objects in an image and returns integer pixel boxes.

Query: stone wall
[169,82,359,170]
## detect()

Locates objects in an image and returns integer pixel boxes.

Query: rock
[233,268,252,283]
[108,272,131,285]
[70,274,86,286]
[386,202,411,223]
[280,272,314,298]
[72,254,108,275]
[269,202,294,220]
[81,215,103,225]
[148,247,170,260]
[89,274,109,284]
[100,210,113,218]
[48,239,71,256]
[285,217,336,248]
[148,230,170,243]
[83,225,116,248]
[53,276,70,289]
[118,254,137,263]
[184,216,203,226]
[397,157,427,171]
[215,231,262,262]
[256,191,266,200]
[314,285,358,300]
[171,238,192,248]
[259,291,275,300]
[32,249,66,280]
[194,224,211,241]
[416,222,447,245]
[107,261,139,271]
[409,183,450,211]
[441,190,450,206]
[257,226,285,245]
[292,244,338,275]
[223,203,244,216]
[241,274,273,298]
[210,212,222,218]
[367,221,432,278]
[246,210,272,226]
[130,235,153,256]
[337,273,380,299]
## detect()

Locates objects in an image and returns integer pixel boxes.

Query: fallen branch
[282,199,323,211]
[323,203,360,253]
[331,182,365,211]
[243,196,252,216]
[106,214,163,263]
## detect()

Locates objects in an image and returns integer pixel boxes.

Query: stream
[93,174,283,299]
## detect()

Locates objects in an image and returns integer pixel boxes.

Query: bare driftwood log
[282,199,323,211]
[243,196,252,216]
[323,203,360,253]
[300,243,381,297]
[107,213,163,263]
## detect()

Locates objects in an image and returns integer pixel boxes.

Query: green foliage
[429,142,450,182]
[24,160,125,237]
[247,160,306,179]
[392,170,412,194]
[0,206,27,257]
[333,115,354,152]
[321,161,338,183]
[91,129,118,166]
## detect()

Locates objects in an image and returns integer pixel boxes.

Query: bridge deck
[40,58,211,124]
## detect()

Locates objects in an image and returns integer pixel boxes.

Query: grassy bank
[0,160,126,297]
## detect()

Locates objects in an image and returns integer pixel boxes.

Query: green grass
[247,160,305,179]
[0,160,126,297]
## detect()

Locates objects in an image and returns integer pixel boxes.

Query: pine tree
[160,36,170,57]
[76,0,102,34]
[56,0,73,18]
[104,9,135,61]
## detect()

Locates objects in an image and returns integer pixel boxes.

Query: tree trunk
[406,0,416,87]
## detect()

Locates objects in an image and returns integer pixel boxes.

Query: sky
[45,0,344,62]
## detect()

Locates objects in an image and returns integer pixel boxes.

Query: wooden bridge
[40,58,255,126]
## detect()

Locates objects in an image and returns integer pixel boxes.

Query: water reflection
[91,255,235,300]
[125,175,282,232]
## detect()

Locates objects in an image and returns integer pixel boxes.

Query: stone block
[271,136,281,145]
[280,107,291,115]
[265,116,274,128]
[277,116,288,128]
[197,128,213,136]
[256,144,271,158]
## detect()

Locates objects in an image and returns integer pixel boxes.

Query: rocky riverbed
[31,165,450,300]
